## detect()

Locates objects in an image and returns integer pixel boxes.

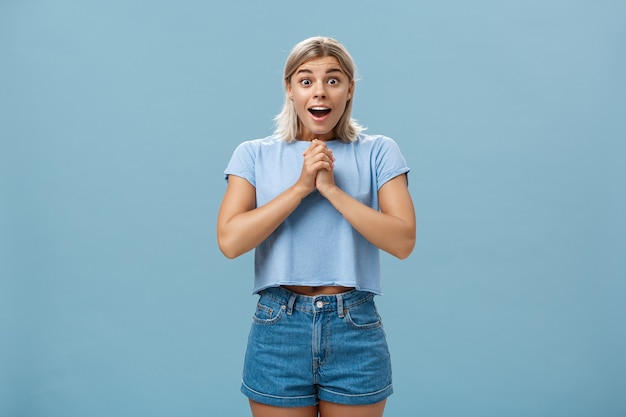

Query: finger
[303,138,325,155]
[308,153,333,168]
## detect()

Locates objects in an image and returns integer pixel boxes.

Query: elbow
[394,242,415,260]
[391,232,416,260]
[219,245,239,259]
[218,234,254,259]
[218,240,245,259]
[217,233,242,259]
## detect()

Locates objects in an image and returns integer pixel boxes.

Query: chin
[309,126,334,135]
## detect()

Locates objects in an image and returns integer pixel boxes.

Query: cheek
[335,99,349,116]
[292,92,308,108]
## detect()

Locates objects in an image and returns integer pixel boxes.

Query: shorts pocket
[252,298,286,325]
[344,299,383,330]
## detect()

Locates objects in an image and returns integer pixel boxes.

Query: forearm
[321,185,416,259]
[218,184,308,259]
[218,141,333,259]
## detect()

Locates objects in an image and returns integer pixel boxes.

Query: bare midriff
[281,285,355,296]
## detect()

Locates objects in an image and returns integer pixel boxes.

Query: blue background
[1,1,625,416]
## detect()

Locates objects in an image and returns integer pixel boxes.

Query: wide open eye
[300,79,312,86]
[327,78,339,85]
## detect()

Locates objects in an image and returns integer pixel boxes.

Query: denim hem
[241,381,319,408]
[318,383,393,405]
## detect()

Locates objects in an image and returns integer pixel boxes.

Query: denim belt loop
[336,293,345,318]
[287,293,297,315]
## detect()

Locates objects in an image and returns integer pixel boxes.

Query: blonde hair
[274,36,364,143]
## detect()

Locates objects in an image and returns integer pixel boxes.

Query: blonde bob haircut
[274,36,364,143]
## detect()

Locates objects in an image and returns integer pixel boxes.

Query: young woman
[217,36,416,417]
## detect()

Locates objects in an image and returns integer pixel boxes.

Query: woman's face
[287,56,354,141]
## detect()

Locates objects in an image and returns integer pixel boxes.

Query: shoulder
[352,133,403,153]
[353,133,397,145]
[355,134,409,178]
[233,134,284,153]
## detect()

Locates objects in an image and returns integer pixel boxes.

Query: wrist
[318,183,340,199]
[291,183,313,201]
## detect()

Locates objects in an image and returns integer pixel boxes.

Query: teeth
[310,107,329,110]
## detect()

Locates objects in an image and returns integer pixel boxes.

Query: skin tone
[249,399,387,417]
[288,56,353,142]
[217,55,416,416]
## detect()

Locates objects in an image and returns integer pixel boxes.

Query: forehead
[295,56,343,73]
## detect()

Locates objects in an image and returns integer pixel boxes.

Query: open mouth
[308,107,331,118]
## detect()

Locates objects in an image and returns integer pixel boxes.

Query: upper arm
[217,175,257,229]
[378,174,416,228]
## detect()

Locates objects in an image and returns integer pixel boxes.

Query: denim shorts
[241,286,393,407]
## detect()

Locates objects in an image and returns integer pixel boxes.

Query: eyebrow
[295,67,344,75]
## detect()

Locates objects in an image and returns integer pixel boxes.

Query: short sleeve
[375,136,410,189]
[224,141,257,187]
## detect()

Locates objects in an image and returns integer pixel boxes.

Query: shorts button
[316,300,324,308]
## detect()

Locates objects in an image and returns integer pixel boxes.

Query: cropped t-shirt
[224,133,410,295]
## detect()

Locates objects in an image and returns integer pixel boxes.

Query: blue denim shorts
[241,286,393,407]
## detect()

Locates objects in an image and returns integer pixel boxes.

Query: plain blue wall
[1,1,624,416]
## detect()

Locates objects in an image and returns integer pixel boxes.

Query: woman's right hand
[297,139,335,195]
[218,139,335,259]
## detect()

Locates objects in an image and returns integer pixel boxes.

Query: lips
[308,106,331,118]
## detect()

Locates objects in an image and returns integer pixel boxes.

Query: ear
[347,80,355,100]
[286,80,293,99]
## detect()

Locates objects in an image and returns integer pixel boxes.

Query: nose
[313,82,326,98]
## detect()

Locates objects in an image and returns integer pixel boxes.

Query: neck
[299,133,335,142]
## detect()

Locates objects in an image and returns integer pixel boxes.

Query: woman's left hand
[310,139,337,194]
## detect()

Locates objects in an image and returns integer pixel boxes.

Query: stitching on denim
[264,290,374,312]
[241,381,317,400]
[318,383,393,398]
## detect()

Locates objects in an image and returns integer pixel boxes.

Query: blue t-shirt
[224,133,410,294]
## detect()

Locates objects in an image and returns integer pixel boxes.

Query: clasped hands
[299,138,337,196]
